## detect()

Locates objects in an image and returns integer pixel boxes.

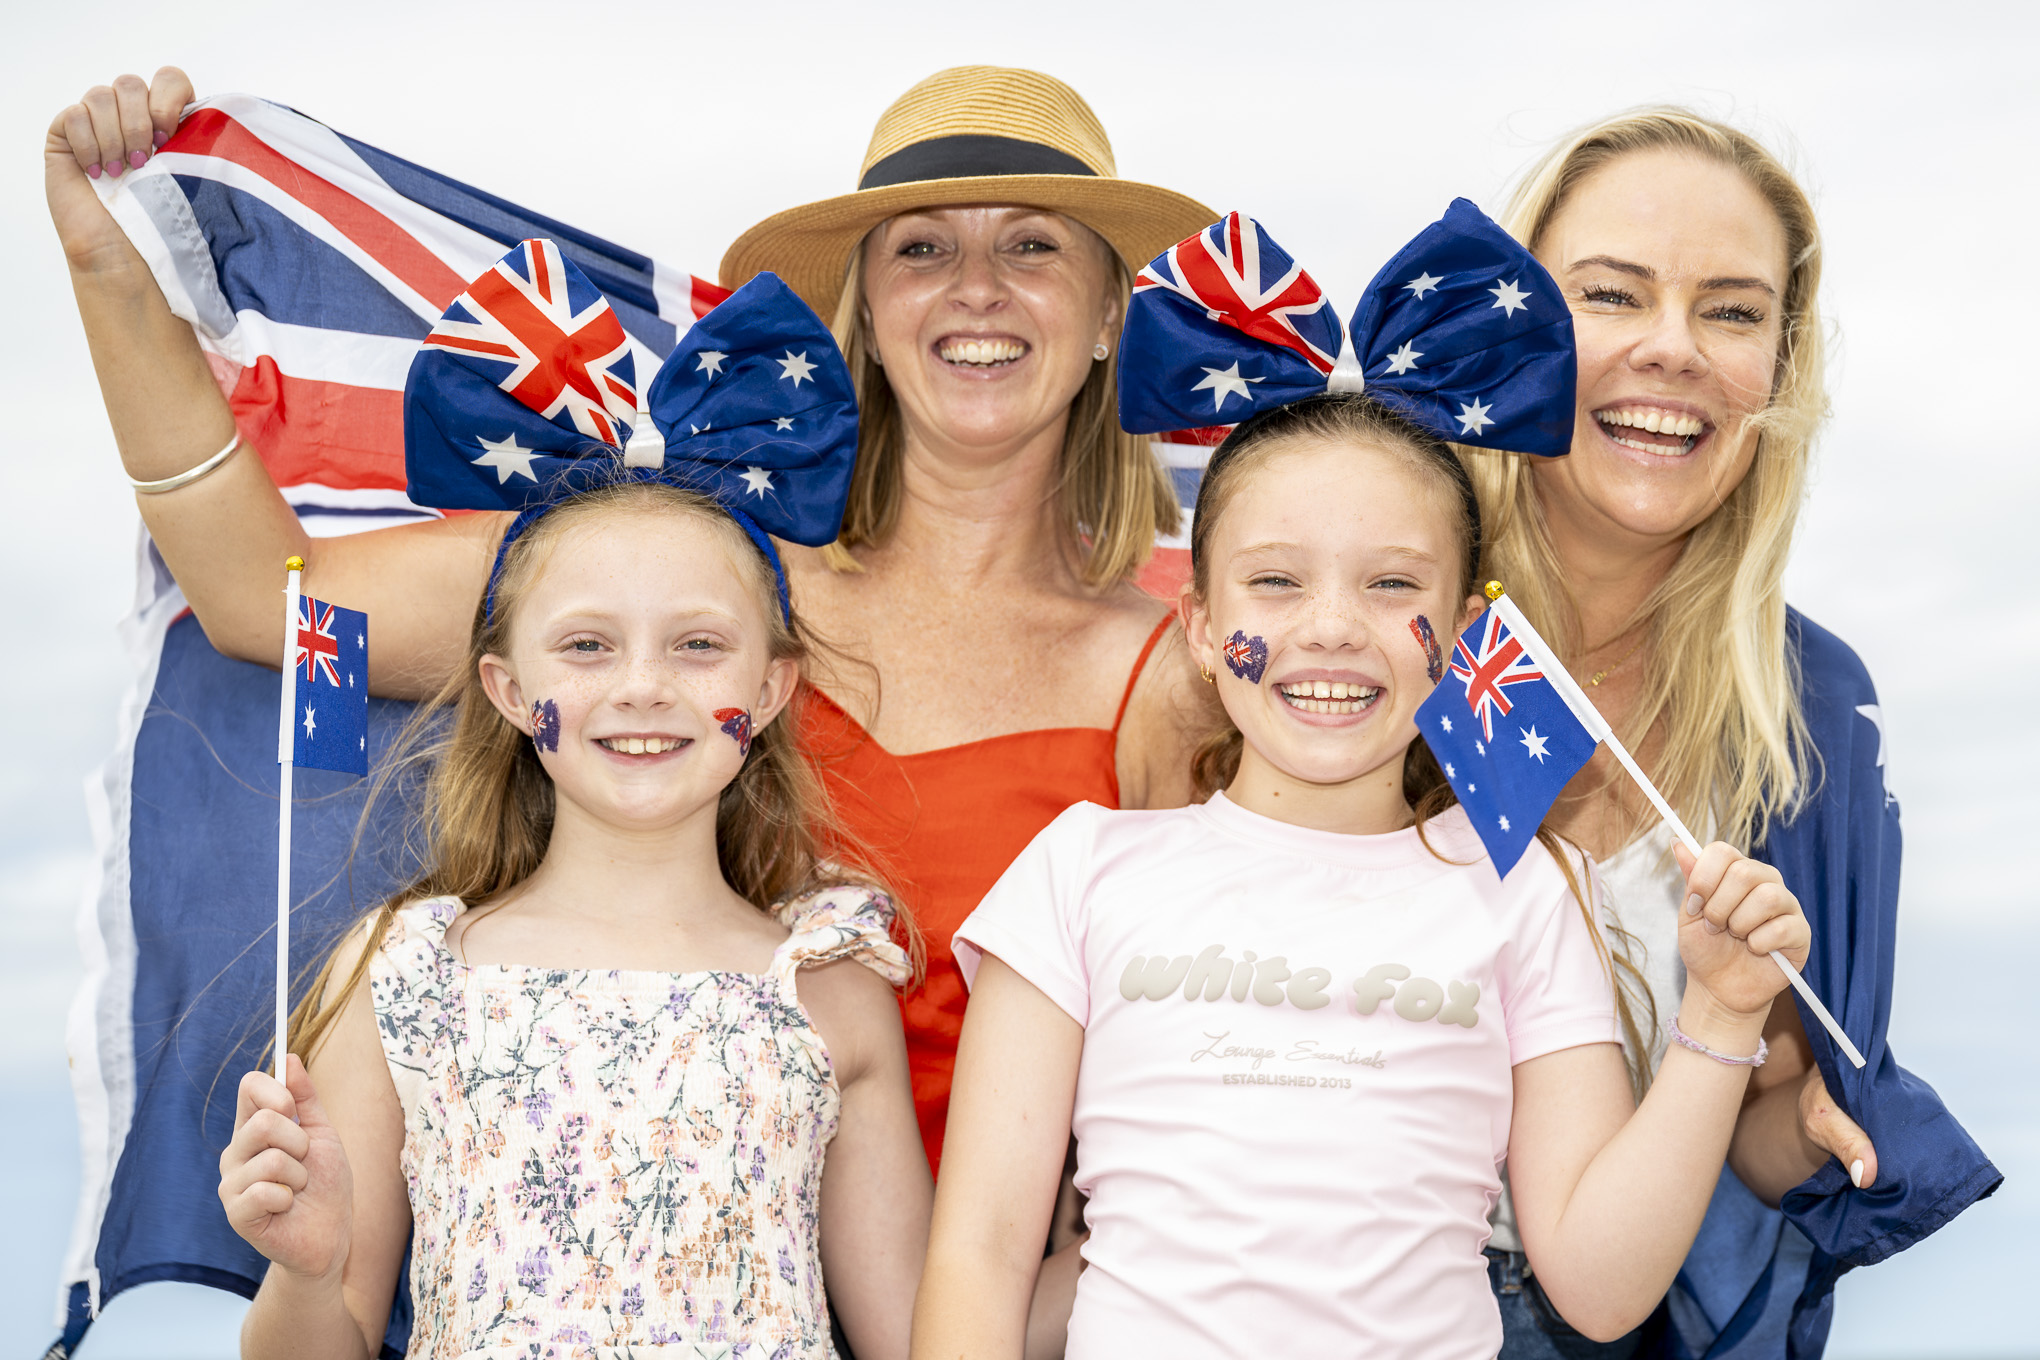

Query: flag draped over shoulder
[55,95,725,1358]
[57,93,1214,1357]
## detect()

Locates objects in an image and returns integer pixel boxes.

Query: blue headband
[402,239,859,622]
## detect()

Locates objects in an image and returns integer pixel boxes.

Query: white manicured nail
[1850,1159,1865,1188]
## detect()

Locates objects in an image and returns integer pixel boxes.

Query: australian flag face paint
[531,698,561,753]
[1223,631,1269,684]
[1409,616,1444,685]
[714,707,753,758]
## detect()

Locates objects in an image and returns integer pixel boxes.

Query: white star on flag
[1404,271,1443,299]
[777,350,818,387]
[1488,278,1531,317]
[1474,739,1486,756]
[1440,714,1454,734]
[1445,762,1455,779]
[739,467,775,497]
[1498,814,1511,832]
[689,422,711,435]
[302,707,317,738]
[1519,726,1550,763]
[1383,342,1422,375]
[696,350,728,377]
[773,417,795,431]
[1457,398,1495,437]
[1192,362,1262,412]
[471,434,541,484]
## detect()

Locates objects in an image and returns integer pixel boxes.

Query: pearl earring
[1093,343,1110,362]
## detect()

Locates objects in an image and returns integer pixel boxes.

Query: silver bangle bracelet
[1667,1018,1768,1067]
[128,434,242,495]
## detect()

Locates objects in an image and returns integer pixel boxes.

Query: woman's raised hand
[1673,841,1813,1020]
[219,1055,355,1285]
[46,67,193,269]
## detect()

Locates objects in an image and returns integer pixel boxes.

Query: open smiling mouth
[936,337,1029,369]
[1595,406,1710,456]
[597,737,690,755]
[1278,681,1382,716]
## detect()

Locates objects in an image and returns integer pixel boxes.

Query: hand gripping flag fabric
[56,94,727,1358]
[1415,602,1599,877]
[289,598,369,775]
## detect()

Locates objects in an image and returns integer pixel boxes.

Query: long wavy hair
[820,235,1179,588]
[1463,108,1826,852]
[288,480,907,1062]
[1186,394,1655,1092]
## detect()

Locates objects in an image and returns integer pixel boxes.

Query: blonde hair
[289,480,908,1061]
[1183,395,1656,1091]
[820,235,1179,587]
[1464,108,1825,851]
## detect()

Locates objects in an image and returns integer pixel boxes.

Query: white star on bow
[739,467,775,497]
[1498,814,1511,832]
[1404,271,1443,300]
[1488,278,1531,317]
[471,434,541,484]
[1457,398,1495,437]
[1445,762,1456,779]
[302,707,317,738]
[696,350,728,377]
[777,350,818,387]
[1519,726,1550,763]
[1383,342,1422,376]
[773,417,795,431]
[1194,362,1262,412]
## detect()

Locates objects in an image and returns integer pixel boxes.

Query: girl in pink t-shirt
[912,210,1813,1360]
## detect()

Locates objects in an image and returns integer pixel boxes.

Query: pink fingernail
[86,163,102,179]
[153,129,169,148]
[105,160,123,178]
[129,149,147,169]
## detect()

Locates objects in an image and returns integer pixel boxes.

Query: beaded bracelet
[1667,1018,1768,1067]
[129,434,242,495]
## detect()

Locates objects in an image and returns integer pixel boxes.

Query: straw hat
[719,66,1217,319]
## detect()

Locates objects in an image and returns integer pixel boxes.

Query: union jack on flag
[421,237,639,446]
[1134,211,1341,374]
[295,600,344,686]
[1448,610,1546,742]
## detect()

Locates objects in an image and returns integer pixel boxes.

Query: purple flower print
[706,1299,730,1341]
[778,1245,798,1287]
[523,1090,552,1126]
[621,1283,644,1317]
[467,1260,488,1302]
[517,1247,553,1296]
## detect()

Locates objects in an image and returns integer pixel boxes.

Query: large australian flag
[288,596,369,776]
[1416,597,1601,876]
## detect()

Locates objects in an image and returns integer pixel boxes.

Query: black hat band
[858,134,1098,190]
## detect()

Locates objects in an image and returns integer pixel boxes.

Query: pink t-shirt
[953,793,1617,1360]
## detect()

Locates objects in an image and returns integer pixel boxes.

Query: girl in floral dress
[215,251,931,1360]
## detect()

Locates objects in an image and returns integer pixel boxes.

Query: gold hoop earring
[1200,663,1215,684]
[1093,343,1110,362]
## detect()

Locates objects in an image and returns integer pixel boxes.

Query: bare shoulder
[794,956,907,1090]
[1116,606,1218,809]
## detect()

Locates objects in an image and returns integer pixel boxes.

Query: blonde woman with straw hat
[49,64,1215,1193]
[1464,110,1997,1359]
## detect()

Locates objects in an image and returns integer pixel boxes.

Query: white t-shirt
[953,793,1618,1360]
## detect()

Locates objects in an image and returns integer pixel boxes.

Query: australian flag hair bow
[1118,199,1576,455]
[404,239,859,617]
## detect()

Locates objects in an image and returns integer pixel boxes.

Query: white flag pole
[274,556,305,1081]
[1487,586,1867,1070]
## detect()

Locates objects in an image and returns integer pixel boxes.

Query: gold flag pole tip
[1484,580,1505,601]
[285,556,305,572]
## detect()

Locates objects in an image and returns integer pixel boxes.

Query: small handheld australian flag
[1415,589,1605,876]
[284,593,369,776]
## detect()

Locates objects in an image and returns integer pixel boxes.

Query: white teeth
[939,337,1027,365]
[1312,680,1331,698]
[1596,407,1705,439]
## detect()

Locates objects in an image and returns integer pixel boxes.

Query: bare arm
[800,959,933,1360]
[1728,998,1878,1203]
[912,954,1082,1360]
[48,69,497,698]
[222,935,411,1358]
[1509,843,1813,1342]
[1116,615,1211,812]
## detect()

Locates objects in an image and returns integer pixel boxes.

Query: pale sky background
[3,1,2035,1355]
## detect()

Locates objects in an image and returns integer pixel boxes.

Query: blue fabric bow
[1118,199,1576,455]
[403,241,859,617]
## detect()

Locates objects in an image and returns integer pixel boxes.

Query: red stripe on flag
[1136,547,1191,602]
[227,357,409,492]
[167,109,469,309]
[690,279,732,318]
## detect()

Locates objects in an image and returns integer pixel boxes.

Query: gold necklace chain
[1584,633,1648,687]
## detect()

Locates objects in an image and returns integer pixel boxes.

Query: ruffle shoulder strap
[770,882,911,989]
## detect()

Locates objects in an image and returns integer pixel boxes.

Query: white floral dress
[369,885,909,1360]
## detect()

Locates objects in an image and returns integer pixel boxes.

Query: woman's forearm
[240,1263,373,1360]
[1728,1070,1831,1206]
[913,1240,1037,1360]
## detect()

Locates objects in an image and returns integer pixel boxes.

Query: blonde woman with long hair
[1465,110,1997,1359]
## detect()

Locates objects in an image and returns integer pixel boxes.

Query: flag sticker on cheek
[715,707,753,757]
[530,699,561,753]
[1223,631,1269,683]
[1409,616,1444,684]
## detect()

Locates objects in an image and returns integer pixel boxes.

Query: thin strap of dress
[1111,613,1178,735]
